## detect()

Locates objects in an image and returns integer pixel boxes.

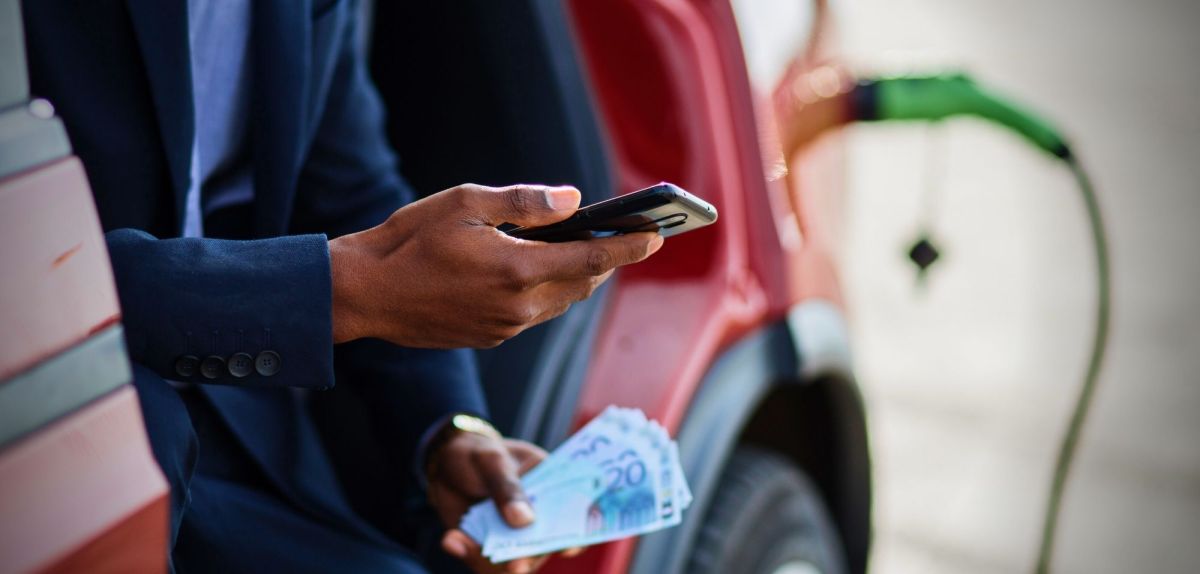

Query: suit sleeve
[290,0,490,459]
[109,229,336,389]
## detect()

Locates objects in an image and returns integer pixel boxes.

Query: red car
[366,1,871,573]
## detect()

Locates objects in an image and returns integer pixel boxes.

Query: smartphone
[507,183,717,243]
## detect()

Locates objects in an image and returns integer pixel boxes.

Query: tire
[686,446,848,574]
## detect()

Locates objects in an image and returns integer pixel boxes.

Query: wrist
[329,233,371,343]
[425,413,501,477]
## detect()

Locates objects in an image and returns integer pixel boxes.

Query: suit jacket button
[174,355,200,378]
[200,355,226,379]
[228,352,254,378]
[255,351,281,376]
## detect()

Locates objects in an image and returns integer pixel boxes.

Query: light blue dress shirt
[183,0,254,239]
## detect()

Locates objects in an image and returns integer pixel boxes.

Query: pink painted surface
[0,385,168,573]
[39,497,168,574]
[0,157,121,381]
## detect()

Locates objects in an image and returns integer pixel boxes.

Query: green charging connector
[856,74,1071,158]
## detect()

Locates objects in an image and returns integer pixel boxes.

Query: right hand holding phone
[328,184,663,348]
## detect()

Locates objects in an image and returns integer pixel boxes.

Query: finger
[460,184,581,227]
[527,299,570,330]
[522,271,612,329]
[503,439,548,475]
[446,528,547,574]
[429,482,473,529]
[507,555,550,574]
[442,529,476,559]
[504,557,539,574]
[527,232,664,282]
[473,447,535,528]
[445,530,502,574]
[533,270,604,308]
[561,547,585,558]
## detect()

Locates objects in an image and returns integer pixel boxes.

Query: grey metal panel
[788,298,854,378]
[0,325,131,449]
[520,282,610,448]
[0,0,28,110]
[0,102,72,180]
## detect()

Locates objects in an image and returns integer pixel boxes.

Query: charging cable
[847,74,1111,574]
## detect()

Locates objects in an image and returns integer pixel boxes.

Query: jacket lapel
[250,0,312,237]
[124,0,193,233]
[126,0,371,539]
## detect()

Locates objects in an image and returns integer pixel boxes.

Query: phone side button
[652,213,688,227]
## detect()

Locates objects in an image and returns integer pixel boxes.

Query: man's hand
[328,184,663,347]
[427,431,577,574]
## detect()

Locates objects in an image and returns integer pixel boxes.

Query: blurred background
[749,0,1200,572]
[3,0,1198,572]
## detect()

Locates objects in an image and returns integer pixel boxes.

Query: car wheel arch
[628,312,872,574]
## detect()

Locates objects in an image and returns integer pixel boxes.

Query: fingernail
[648,234,665,254]
[506,500,536,526]
[443,534,468,558]
[545,188,580,210]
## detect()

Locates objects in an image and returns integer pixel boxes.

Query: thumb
[461,184,580,227]
[473,446,536,528]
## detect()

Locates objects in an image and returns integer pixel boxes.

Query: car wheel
[686,446,847,574]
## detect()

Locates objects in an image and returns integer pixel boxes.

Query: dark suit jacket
[22,0,487,539]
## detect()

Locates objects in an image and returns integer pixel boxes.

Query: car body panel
[545,1,866,573]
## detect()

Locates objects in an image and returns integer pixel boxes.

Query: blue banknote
[459,406,692,563]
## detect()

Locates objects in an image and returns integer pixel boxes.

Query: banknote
[459,406,692,562]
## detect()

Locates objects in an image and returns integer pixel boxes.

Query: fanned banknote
[459,406,692,562]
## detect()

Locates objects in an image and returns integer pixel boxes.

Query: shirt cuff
[413,412,457,489]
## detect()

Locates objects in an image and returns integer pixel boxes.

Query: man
[22,0,661,572]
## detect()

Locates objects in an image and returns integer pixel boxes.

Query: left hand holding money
[457,407,692,563]
[426,424,562,574]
